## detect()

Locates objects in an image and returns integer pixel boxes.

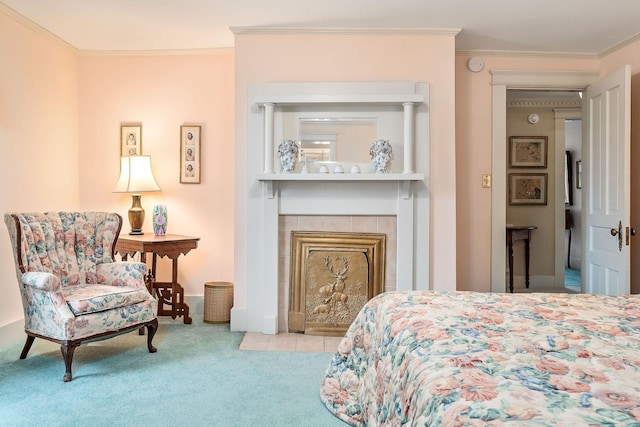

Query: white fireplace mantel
[257,172,425,199]
[231,81,431,335]
[256,83,424,175]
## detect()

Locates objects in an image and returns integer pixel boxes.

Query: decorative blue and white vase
[277,139,299,173]
[369,139,393,173]
[152,204,167,236]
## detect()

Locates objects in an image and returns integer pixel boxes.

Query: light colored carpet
[0,318,347,427]
[565,267,581,292]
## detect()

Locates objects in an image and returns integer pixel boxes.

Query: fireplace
[288,231,385,336]
[232,82,430,335]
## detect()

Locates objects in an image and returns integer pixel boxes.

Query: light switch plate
[482,174,491,188]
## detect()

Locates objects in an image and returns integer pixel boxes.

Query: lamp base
[128,194,146,235]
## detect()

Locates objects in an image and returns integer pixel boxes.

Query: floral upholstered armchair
[4,212,158,382]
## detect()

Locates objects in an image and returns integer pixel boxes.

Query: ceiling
[2,0,640,55]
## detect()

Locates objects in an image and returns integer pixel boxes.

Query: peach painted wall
[77,52,235,297]
[233,32,458,312]
[455,54,599,292]
[0,8,80,336]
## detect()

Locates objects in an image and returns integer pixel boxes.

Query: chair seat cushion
[63,284,152,316]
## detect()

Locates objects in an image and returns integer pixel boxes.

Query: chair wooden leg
[146,318,158,353]
[19,335,36,359]
[61,341,80,382]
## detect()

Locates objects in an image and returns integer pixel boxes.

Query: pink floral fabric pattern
[320,291,640,426]
[5,212,157,341]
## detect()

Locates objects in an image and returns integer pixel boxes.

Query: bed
[320,291,640,425]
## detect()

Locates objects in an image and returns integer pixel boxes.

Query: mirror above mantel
[298,117,377,163]
[280,105,404,169]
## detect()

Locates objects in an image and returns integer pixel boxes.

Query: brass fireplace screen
[288,231,385,336]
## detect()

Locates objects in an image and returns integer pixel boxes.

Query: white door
[582,65,631,295]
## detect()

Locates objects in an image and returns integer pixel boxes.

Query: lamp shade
[113,156,161,193]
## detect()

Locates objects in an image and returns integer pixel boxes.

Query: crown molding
[456,49,598,60]
[458,30,640,60]
[506,98,582,108]
[598,32,640,58]
[0,2,78,53]
[231,26,461,37]
[78,47,234,57]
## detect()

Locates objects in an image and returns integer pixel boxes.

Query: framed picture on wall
[509,173,548,205]
[180,125,201,184]
[121,124,142,156]
[509,136,548,168]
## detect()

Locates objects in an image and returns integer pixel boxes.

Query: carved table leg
[525,237,531,289]
[508,242,515,294]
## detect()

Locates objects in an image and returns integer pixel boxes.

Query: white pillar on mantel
[263,103,275,173]
[403,102,415,173]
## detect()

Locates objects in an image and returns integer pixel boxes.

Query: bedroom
[1,0,639,340]
[2,1,640,337]
[1,1,640,424]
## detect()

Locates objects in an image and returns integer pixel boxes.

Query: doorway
[490,71,598,293]
[504,90,582,292]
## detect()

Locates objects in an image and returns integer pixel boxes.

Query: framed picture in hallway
[180,125,201,184]
[509,136,547,168]
[509,173,548,205]
[121,124,142,156]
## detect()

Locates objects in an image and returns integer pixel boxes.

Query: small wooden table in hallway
[506,225,537,293]
[115,233,200,324]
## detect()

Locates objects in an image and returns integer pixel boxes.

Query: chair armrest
[20,272,75,339]
[22,271,61,292]
[97,262,147,289]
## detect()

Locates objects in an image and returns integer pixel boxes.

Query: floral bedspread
[320,291,640,426]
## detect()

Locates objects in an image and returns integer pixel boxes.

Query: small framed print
[180,125,201,184]
[509,136,548,168]
[121,124,142,156]
[509,173,548,205]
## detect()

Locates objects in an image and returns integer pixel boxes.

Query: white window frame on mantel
[254,82,428,182]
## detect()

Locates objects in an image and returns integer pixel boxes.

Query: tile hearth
[239,332,342,353]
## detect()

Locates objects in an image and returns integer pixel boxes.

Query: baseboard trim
[504,275,567,291]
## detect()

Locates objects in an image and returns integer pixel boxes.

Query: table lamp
[113,155,161,235]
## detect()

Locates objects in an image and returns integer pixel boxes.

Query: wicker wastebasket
[204,282,234,324]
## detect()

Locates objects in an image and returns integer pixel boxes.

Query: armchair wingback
[4,212,158,381]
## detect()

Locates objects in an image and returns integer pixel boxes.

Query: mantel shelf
[258,173,424,200]
[254,94,424,106]
[257,173,424,181]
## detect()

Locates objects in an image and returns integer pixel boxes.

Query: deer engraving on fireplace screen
[288,231,385,336]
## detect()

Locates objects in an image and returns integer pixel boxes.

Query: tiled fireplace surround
[232,82,430,335]
[278,215,397,333]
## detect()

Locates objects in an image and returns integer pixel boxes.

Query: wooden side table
[506,225,537,294]
[115,233,200,324]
